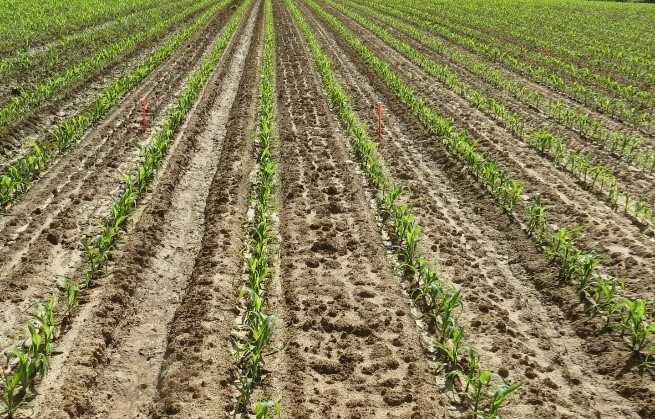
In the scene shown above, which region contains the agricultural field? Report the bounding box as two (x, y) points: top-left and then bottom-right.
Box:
(0, 0), (654, 417)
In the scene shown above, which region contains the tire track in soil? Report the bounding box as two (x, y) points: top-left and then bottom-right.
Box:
(315, 1), (655, 302)
(0, 0), (217, 167)
(88, 4), (262, 417)
(151, 2), (262, 417)
(15, 2), (261, 418)
(0, 2), (240, 355)
(301, 1), (655, 416)
(257, 2), (446, 417)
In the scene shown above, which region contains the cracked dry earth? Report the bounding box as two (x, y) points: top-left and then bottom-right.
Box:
(1, 0), (654, 418)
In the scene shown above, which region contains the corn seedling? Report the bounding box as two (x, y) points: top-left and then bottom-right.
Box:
(618, 299), (655, 352)
(0, 370), (21, 416)
(254, 399), (281, 419)
(486, 382), (522, 418)
(289, 0), (520, 414)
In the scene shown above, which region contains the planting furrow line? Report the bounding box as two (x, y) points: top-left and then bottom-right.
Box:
(299, 5), (643, 413)
(347, 0), (655, 176)
(288, 0), (523, 416)
(0, 0), (214, 134)
(0, 2), (252, 415)
(304, 0), (655, 371)
(0, 0), (190, 86)
(324, 0), (655, 229)
(384, 1), (655, 133)
(0, 0), (231, 211)
(0, 0), (239, 347)
(255, 1), (445, 416)
(232, 1), (281, 415)
(312, 0), (655, 308)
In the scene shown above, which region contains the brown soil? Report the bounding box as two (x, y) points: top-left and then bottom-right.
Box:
(0, 0), (652, 418)
(0, 0), (231, 168)
(0, 0), (239, 377)
(253, 2), (448, 417)
(303, 0), (655, 417)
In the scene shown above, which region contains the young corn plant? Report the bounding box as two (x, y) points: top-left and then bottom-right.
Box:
(58, 277), (80, 315)
(289, 0), (520, 414)
(618, 299), (655, 353)
(234, 0), (279, 413)
(486, 382), (522, 418)
(254, 399), (281, 419)
(0, 369), (22, 416)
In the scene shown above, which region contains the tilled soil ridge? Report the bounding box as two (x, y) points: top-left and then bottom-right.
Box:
(257, 2), (446, 417)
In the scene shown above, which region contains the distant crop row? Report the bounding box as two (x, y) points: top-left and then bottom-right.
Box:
(0, 0), (216, 133)
(0, 0), (165, 56)
(420, 0), (655, 88)
(0, 0), (224, 211)
(384, 0), (655, 132)
(307, 0), (654, 370)
(0, 0), (199, 82)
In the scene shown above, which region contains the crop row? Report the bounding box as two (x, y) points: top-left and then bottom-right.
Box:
(0, 0), (216, 133)
(347, 0), (655, 175)
(289, 0), (521, 415)
(234, 1), (281, 417)
(327, 0), (655, 228)
(0, 0), (200, 90)
(0, 0), (165, 57)
(0, 2), (250, 414)
(381, 0), (655, 132)
(0, 0), (228, 211)
(422, 0), (655, 88)
(409, 0), (655, 105)
(306, 0), (654, 369)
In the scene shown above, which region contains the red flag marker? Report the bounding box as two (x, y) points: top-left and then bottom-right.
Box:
(140, 96), (149, 131)
(375, 102), (383, 140)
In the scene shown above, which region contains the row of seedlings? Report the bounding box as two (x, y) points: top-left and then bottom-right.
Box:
(0, 2), (253, 415)
(345, 0), (655, 174)
(0, 0), (231, 210)
(326, 0), (655, 227)
(0, 0), (200, 80)
(287, 0), (521, 417)
(416, 0), (655, 108)
(0, 0), (218, 132)
(383, 0), (654, 132)
(234, 0), (281, 417)
(306, 0), (655, 369)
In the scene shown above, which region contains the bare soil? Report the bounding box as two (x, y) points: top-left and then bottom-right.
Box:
(0, 0), (652, 418)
